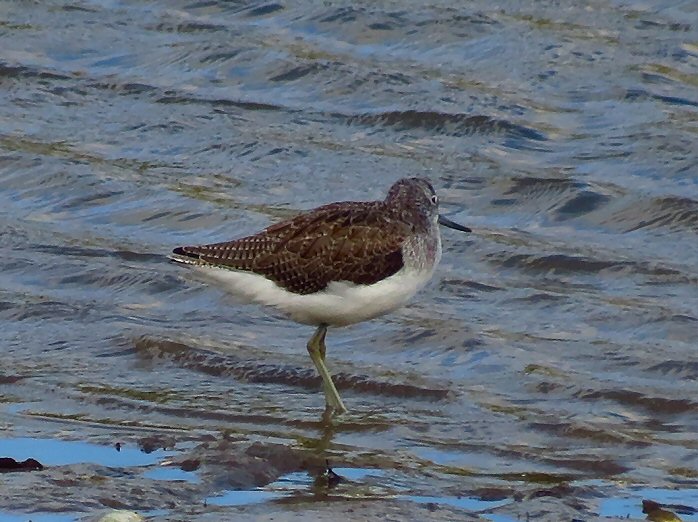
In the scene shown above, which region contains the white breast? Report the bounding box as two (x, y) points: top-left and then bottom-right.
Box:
(189, 263), (436, 327)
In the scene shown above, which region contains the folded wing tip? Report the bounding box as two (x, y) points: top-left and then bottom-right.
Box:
(170, 246), (201, 265)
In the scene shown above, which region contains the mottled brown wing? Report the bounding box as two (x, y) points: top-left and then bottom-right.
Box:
(173, 201), (409, 294)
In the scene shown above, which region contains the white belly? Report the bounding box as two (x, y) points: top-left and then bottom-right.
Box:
(191, 265), (435, 327)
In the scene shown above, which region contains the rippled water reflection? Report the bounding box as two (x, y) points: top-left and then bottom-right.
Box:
(1, 0), (697, 520)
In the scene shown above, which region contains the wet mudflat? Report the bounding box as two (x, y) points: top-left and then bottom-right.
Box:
(1, 0), (698, 520)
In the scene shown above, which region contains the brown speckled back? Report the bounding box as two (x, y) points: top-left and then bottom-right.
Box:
(173, 178), (440, 295)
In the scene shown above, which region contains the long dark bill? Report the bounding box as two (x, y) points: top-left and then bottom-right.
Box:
(438, 215), (472, 233)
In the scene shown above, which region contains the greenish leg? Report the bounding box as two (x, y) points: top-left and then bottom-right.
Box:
(307, 325), (347, 415)
(319, 333), (326, 361)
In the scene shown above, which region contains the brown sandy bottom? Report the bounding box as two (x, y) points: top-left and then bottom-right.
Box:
(0, 435), (496, 521)
(1, 433), (690, 521)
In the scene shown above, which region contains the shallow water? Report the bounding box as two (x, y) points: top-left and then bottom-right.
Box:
(1, 0), (697, 520)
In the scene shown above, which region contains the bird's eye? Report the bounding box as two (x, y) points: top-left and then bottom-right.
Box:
(430, 195), (438, 205)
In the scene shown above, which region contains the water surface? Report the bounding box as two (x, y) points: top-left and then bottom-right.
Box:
(1, 0), (697, 520)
